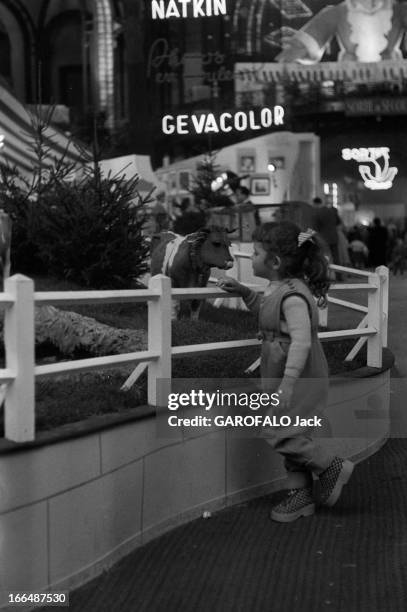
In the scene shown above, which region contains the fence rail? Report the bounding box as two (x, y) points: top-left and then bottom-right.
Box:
(228, 250), (388, 358)
(0, 263), (389, 443)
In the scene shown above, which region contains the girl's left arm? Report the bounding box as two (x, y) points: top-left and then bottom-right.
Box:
(281, 295), (312, 382)
(276, 296), (312, 409)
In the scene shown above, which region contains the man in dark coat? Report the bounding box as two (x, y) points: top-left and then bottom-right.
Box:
(311, 197), (341, 264)
(367, 217), (388, 266)
(173, 199), (207, 235)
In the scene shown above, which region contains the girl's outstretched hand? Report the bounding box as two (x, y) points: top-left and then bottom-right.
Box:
(217, 277), (250, 298)
(276, 376), (296, 411)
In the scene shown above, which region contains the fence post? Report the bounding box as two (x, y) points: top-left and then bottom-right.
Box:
(4, 274), (35, 442)
(148, 274), (172, 407)
(376, 265), (389, 348)
(235, 248), (242, 285)
(367, 269), (383, 368)
(235, 248), (243, 310)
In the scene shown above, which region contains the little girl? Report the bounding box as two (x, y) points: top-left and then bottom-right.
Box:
(219, 221), (354, 523)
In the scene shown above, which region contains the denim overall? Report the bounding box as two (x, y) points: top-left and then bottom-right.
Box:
(255, 278), (333, 487)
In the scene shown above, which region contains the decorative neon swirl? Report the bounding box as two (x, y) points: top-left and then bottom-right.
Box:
(342, 147), (398, 190)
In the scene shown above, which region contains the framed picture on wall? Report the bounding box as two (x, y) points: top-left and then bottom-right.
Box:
(179, 171), (191, 192)
(169, 172), (177, 193)
(238, 151), (256, 174)
(237, 149), (256, 174)
(250, 176), (270, 195)
(268, 156), (285, 171)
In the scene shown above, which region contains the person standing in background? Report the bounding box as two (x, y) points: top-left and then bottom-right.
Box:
(311, 197), (341, 265)
(367, 217), (388, 267)
(173, 198), (207, 235)
(349, 231), (369, 269)
(151, 191), (170, 233)
(389, 237), (406, 275)
(337, 222), (351, 268)
(234, 186), (260, 241)
(386, 222), (398, 263)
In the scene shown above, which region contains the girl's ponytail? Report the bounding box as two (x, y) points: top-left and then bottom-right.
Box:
(298, 236), (330, 307)
(253, 221), (331, 306)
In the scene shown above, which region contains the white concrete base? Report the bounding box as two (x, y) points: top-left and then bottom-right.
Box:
(0, 369), (390, 608)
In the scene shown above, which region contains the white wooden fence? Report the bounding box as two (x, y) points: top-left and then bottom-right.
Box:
(230, 250), (389, 362)
(0, 264), (388, 443)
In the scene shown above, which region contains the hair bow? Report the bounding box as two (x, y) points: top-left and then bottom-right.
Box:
(298, 228), (316, 248)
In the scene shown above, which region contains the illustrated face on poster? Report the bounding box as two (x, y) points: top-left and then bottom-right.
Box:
(276, 0), (404, 63)
(234, 0), (407, 64)
(238, 154), (256, 173)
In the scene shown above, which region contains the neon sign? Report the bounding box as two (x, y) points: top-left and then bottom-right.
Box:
(341, 147), (398, 190)
(162, 106), (285, 135)
(147, 38), (234, 85)
(151, 0), (228, 19)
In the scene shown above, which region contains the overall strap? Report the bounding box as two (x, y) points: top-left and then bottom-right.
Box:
(273, 279), (318, 333)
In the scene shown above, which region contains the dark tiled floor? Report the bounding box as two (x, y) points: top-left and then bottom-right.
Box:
(53, 438), (407, 612)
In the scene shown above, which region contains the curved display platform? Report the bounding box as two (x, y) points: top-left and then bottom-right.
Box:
(0, 355), (392, 607)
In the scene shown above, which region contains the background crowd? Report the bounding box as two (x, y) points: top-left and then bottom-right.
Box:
(146, 185), (260, 241)
(311, 196), (407, 274)
(146, 189), (407, 276)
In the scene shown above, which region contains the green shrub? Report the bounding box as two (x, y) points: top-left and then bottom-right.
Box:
(189, 151), (235, 208)
(0, 167), (151, 288)
(35, 174), (149, 288)
(0, 167), (47, 275)
(0, 108), (150, 288)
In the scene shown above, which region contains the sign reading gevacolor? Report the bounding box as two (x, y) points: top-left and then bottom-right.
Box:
(151, 0), (228, 19)
(162, 106), (285, 135)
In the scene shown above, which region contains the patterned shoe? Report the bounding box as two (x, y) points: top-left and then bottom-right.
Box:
(270, 488), (315, 523)
(319, 457), (354, 507)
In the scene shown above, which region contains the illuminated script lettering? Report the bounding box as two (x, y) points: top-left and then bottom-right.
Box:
(342, 147), (398, 191)
(147, 38), (234, 84)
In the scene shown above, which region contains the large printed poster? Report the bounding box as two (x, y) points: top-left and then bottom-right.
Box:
(234, 0), (407, 89)
(234, 0), (407, 63)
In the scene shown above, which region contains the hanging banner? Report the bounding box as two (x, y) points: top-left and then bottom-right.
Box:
(344, 98), (407, 115)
